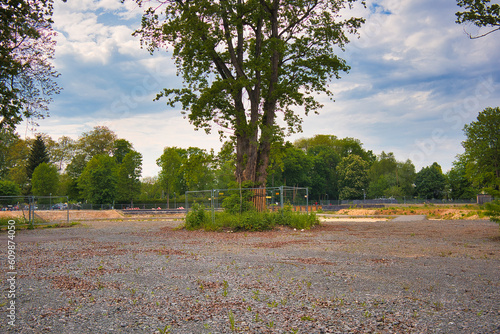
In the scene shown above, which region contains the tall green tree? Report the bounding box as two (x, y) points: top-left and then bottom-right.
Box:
(368, 152), (416, 199)
(78, 155), (118, 204)
(113, 139), (133, 164)
(181, 147), (215, 191)
(0, 0), (60, 132)
(456, 0), (500, 38)
(65, 126), (119, 183)
(447, 155), (477, 199)
(279, 145), (312, 188)
(77, 126), (117, 161)
(157, 147), (187, 206)
(138, 176), (163, 201)
(49, 136), (76, 171)
(462, 107), (500, 195)
(135, 0), (364, 187)
(415, 162), (447, 199)
(26, 135), (49, 180)
(308, 145), (340, 202)
(31, 162), (59, 197)
(337, 155), (369, 200)
(116, 150), (143, 204)
(333, 137), (375, 163)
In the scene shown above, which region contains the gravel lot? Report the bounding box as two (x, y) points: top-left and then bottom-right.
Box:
(1, 217), (499, 333)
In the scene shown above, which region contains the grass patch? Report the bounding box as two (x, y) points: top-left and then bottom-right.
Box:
(185, 204), (319, 232)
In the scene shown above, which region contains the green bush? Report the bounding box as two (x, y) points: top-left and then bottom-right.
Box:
(184, 204), (319, 232)
(221, 191), (255, 214)
(185, 203), (211, 230)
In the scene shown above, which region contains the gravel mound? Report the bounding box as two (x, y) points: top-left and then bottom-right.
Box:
(1, 219), (499, 333)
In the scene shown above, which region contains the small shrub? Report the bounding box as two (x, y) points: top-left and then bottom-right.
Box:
(222, 191), (255, 215)
(484, 200), (500, 225)
(185, 203), (211, 230)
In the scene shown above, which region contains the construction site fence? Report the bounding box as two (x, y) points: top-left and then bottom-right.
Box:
(185, 186), (310, 214)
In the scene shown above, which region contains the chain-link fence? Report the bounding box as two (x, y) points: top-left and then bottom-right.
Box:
(185, 186), (310, 214)
(0, 196), (70, 228)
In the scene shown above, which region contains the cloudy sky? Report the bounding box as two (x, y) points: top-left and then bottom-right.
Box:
(21, 0), (500, 178)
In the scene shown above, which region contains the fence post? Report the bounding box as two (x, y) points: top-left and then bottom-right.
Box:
(306, 188), (309, 213)
(280, 186), (284, 210)
(30, 196), (35, 228)
(66, 196), (69, 224)
(211, 189), (215, 223)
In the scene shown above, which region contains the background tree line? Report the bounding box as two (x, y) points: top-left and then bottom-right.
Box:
(0, 126), (142, 205)
(1, 106), (498, 205)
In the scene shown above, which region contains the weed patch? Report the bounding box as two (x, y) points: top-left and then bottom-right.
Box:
(185, 204), (319, 232)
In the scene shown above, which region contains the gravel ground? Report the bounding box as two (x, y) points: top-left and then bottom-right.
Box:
(1, 217), (499, 333)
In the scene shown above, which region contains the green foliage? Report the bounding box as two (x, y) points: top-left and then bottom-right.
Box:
(484, 200), (500, 224)
(31, 162), (59, 197)
(462, 107), (500, 195)
(113, 139), (133, 164)
(185, 204), (319, 232)
(0, 180), (20, 196)
(368, 152), (416, 199)
(221, 191), (255, 215)
(415, 162), (447, 199)
(78, 155), (118, 204)
(26, 135), (50, 180)
(135, 0), (365, 185)
(116, 150), (142, 203)
(456, 0), (500, 38)
(77, 126), (117, 161)
(0, 0), (60, 132)
(185, 203), (211, 230)
(447, 155), (478, 199)
(337, 155), (370, 200)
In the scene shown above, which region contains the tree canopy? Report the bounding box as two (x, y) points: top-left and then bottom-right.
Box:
(456, 0), (500, 38)
(0, 0), (60, 132)
(31, 162), (59, 197)
(135, 0), (364, 186)
(462, 107), (500, 195)
(26, 134), (50, 180)
(415, 162), (447, 199)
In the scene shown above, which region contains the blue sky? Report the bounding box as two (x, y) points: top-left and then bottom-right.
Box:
(21, 0), (500, 178)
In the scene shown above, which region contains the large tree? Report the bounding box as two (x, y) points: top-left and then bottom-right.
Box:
(336, 154), (369, 200)
(0, 0), (60, 131)
(135, 0), (364, 186)
(78, 155), (118, 205)
(26, 135), (50, 180)
(116, 150), (143, 204)
(415, 162), (447, 200)
(456, 0), (500, 38)
(31, 162), (59, 197)
(462, 107), (500, 195)
(157, 147), (187, 206)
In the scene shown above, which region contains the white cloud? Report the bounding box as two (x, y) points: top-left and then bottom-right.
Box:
(53, 0), (143, 64)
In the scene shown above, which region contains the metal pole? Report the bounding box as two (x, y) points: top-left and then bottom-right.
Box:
(306, 188), (309, 213)
(211, 189), (215, 223)
(280, 186), (284, 210)
(66, 196), (69, 224)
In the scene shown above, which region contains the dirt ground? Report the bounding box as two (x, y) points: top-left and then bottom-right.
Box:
(1, 215), (499, 333)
